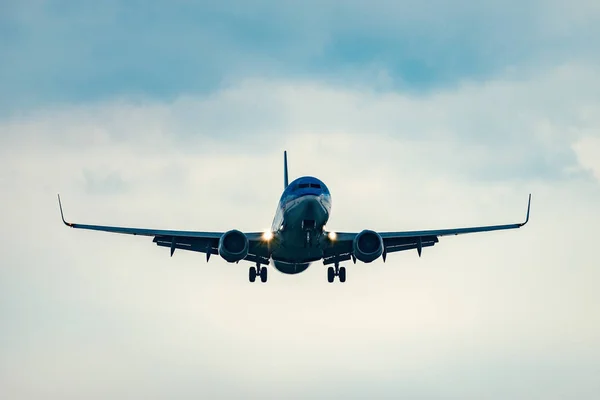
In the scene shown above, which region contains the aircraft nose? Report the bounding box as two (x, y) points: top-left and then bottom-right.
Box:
(303, 194), (329, 216)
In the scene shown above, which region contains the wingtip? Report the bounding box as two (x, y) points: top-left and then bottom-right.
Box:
(522, 193), (532, 226)
(57, 194), (73, 227)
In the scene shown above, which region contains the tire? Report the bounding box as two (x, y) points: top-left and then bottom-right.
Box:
(327, 266), (335, 283)
(260, 266), (268, 283)
(339, 266), (346, 283)
(249, 267), (257, 282)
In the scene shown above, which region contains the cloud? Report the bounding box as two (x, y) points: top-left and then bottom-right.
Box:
(3, 63), (598, 186)
(2, 0), (599, 113)
(1, 61), (600, 398)
(573, 136), (600, 182)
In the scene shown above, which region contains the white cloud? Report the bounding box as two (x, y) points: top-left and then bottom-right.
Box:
(1, 63), (600, 399)
(573, 135), (600, 182)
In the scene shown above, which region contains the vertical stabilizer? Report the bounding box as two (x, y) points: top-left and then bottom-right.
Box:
(284, 151), (289, 189)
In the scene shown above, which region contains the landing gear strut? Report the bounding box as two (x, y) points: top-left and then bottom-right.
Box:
(327, 262), (346, 283)
(305, 231), (311, 247)
(249, 263), (268, 283)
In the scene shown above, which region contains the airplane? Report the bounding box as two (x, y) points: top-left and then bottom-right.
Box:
(58, 151), (531, 283)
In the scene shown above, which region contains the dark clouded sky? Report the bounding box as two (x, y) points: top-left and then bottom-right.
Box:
(1, 1), (600, 399)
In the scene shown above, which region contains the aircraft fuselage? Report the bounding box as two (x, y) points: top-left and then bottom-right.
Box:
(270, 176), (331, 274)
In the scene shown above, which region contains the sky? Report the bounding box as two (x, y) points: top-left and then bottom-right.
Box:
(1, 1), (600, 399)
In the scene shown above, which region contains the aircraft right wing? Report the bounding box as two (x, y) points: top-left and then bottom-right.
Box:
(58, 195), (270, 264)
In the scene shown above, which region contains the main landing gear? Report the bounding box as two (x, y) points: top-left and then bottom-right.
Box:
(327, 263), (346, 283)
(249, 263), (268, 283)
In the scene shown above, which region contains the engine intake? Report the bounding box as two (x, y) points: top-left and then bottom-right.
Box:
(218, 230), (249, 263)
(353, 230), (383, 263)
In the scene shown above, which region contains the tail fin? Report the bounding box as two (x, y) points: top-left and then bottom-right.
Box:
(284, 151), (289, 189)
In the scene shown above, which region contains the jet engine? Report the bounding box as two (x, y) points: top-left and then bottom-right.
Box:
(353, 230), (384, 263)
(218, 230), (249, 263)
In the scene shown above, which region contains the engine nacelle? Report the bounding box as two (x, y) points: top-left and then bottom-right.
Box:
(218, 230), (249, 263)
(353, 230), (384, 263)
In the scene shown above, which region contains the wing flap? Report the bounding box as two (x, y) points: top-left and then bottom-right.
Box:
(153, 236), (218, 254)
(384, 235), (438, 254)
(244, 254), (271, 265)
(153, 235), (270, 264)
(323, 253), (353, 266)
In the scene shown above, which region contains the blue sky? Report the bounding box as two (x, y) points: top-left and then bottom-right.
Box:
(2, 1), (600, 399)
(2, 0), (598, 113)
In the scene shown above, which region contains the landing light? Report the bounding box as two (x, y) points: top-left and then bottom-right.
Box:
(263, 231), (273, 241)
(328, 231), (337, 241)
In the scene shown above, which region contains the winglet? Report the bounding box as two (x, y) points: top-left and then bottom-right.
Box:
(284, 150), (289, 189)
(520, 194), (532, 226)
(57, 194), (73, 227)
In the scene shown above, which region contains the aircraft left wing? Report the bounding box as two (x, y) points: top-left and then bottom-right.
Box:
(58, 195), (270, 264)
(322, 194), (531, 265)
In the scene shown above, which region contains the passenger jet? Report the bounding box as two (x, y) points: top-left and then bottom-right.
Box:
(58, 151), (531, 283)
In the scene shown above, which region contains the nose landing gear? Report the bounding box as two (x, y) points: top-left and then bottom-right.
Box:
(302, 220), (316, 248)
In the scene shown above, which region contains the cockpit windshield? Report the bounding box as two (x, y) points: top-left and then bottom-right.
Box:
(296, 183), (321, 190)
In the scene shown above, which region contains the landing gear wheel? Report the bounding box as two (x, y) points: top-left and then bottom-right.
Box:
(339, 266), (347, 283)
(260, 266), (268, 283)
(327, 266), (335, 283)
(249, 267), (257, 282)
